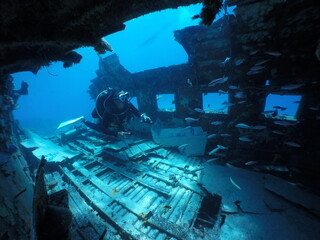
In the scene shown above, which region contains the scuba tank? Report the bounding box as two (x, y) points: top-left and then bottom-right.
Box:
(95, 88), (116, 119)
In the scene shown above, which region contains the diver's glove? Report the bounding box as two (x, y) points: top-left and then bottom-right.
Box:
(140, 113), (152, 124)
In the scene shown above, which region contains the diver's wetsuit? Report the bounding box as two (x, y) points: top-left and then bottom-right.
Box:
(84, 89), (140, 136)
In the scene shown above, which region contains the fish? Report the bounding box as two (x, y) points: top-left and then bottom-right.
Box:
(156, 95), (163, 100)
(191, 14), (200, 20)
(221, 57), (231, 65)
(280, 83), (304, 90)
(234, 91), (246, 99)
(309, 107), (320, 111)
(57, 116), (84, 129)
(228, 85), (239, 90)
(262, 110), (276, 114)
(222, 101), (234, 107)
(185, 117), (199, 123)
(265, 51), (282, 56)
(207, 134), (218, 139)
(226, 163), (236, 169)
(235, 123), (251, 129)
(239, 137), (253, 142)
(293, 101), (301, 104)
(218, 89), (228, 95)
(245, 161), (257, 166)
(217, 145), (228, 150)
(194, 108), (205, 113)
(249, 50), (259, 55)
(273, 120), (296, 127)
(209, 147), (219, 155)
(234, 58), (245, 66)
(284, 141), (301, 147)
(250, 65), (265, 71)
(220, 134), (231, 137)
(178, 144), (189, 150)
(206, 158), (219, 163)
(246, 70), (262, 75)
(272, 130), (284, 135)
(273, 106), (287, 111)
(251, 125), (267, 130)
(211, 121), (224, 125)
(208, 77), (228, 87)
(255, 59), (270, 66)
(230, 177), (241, 190)
(237, 100), (247, 104)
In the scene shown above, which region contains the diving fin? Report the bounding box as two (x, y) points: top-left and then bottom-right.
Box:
(57, 116), (84, 129)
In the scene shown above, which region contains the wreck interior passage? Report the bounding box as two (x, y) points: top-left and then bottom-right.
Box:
(1, 0), (320, 240)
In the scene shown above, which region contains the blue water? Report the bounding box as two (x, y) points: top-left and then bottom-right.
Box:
(12, 4), (205, 135)
(11, 3), (298, 135)
(157, 94), (176, 111)
(264, 94), (301, 119)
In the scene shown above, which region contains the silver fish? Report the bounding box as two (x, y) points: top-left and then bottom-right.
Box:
(220, 134), (231, 137)
(211, 121), (224, 125)
(178, 144), (189, 150)
(239, 137), (253, 142)
(238, 100), (247, 104)
(234, 91), (246, 99)
(208, 77), (228, 87)
(249, 50), (259, 55)
(273, 120), (296, 127)
(218, 89), (228, 95)
(280, 83), (304, 90)
(228, 85), (239, 90)
(230, 177), (241, 190)
(209, 147), (220, 155)
(272, 130), (284, 135)
(217, 145), (228, 150)
(245, 161), (257, 166)
(309, 107), (320, 111)
(206, 158), (219, 163)
(235, 123), (251, 129)
(187, 78), (193, 87)
(185, 117), (199, 122)
(194, 108), (205, 113)
(221, 57), (231, 65)
(234, 58), (245, 66)
(207, 134), (218, 139)
(265, 51), (282, 56)
(250, 65), (265, 71)
(255, 59), (270, 66)
(222, 101), (235, 107)
(284, 141), (301, 147)
(246, 70), (262, 75)
(252, 125), (267, 130)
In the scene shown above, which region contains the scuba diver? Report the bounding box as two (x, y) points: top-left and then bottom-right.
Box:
(83, 88), (152, 137)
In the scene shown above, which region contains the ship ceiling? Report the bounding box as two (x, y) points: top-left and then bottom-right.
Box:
(0, 0), (225, 75)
